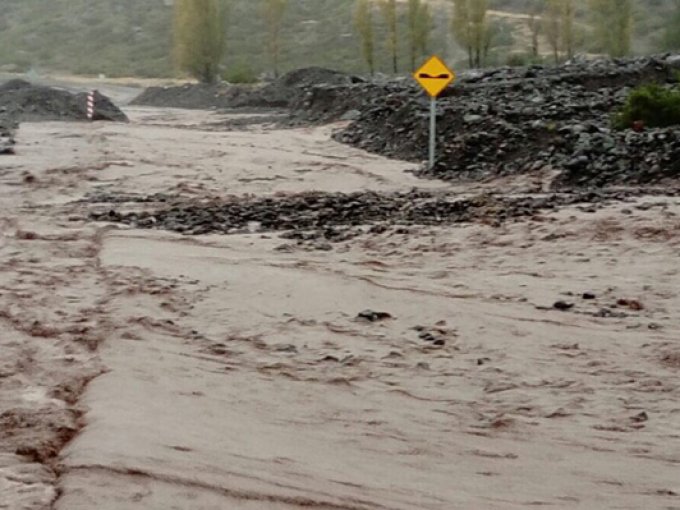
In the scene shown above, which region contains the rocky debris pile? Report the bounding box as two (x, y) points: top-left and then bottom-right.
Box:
(442, 54), (678, 92)
(289, 82), (395, 124)
(130, 82), (244, 110)
(0, 80), (128, 123)
(88, 188), (677, 239)
(246, 67), (365, 110)
(275, 67), (364, 89)
(131, 67), (364, 110)
(333, 54), (680, 189)
(77, 191), (178, 204)
(553, 127), (680, 187)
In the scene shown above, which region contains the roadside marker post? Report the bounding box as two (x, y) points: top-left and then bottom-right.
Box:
(413, 56), (455, 170)
(86, 91), (96, 121)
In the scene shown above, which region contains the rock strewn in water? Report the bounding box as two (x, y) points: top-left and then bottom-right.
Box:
(89, 188), (679, 238)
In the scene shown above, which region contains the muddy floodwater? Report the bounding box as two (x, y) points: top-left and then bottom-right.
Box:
(1, 106), (679, 509)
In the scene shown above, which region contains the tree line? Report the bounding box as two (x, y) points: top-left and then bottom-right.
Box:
(174, 0), (677, 83)
(353, 0), (638, 73)
(174, 0), (289, 83)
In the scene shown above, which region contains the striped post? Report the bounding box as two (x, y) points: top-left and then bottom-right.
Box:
(86, 91), (95, 121)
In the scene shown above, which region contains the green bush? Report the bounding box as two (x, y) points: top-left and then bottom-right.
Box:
(613, 83), (680, 129)
(505, 52), (543, 67)
(506, 53), (530, 67)
(222, 62), (258, 84)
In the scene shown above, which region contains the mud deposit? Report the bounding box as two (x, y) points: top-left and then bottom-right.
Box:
(1, 106), (679, 510)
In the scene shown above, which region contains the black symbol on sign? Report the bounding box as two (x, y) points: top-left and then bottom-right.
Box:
(418, 73), (450, 79)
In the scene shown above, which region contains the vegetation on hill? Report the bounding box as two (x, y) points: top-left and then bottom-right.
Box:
(0, 0), (173, 77)
(0, 0), (677, 80)
(662, 4), (680, 50)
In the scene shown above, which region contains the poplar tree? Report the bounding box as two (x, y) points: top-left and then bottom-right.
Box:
(451, 0), (490, 68)
(173, 0), (225, 83)
(452, 0), (473, 67)
(408, 0), (432, 71)
(471, 0), (492, 67)
(415, 2), (432, 65)
(590, 0), (632, 57)
(354, 0), (375, 75)
(262, 0), (288, 77)
(380, 0), (399, 73)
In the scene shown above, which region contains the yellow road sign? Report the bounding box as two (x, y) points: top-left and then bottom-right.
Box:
(413, 56), (455, 97)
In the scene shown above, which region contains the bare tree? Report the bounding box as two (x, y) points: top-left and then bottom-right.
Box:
(561, 0), (575, 60)
(451, 0), (473, 67)
(380, 0), (399, 73)
(544, 0), (562, 64)
(451, 0), (491, 68)
(262, 0), (288, 77)
(527, 1), (542, 59)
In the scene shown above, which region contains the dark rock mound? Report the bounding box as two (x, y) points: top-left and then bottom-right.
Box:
(0, 79), (127, 123)
(440, 54), (678, 95)
(333, 54), (680, 189)
(131, 67), (365, 110)
(246, 67), (366, 112)
(130, 82), (236, 110)
(289, 82), (389, 124)
(274, 67), (365, 89)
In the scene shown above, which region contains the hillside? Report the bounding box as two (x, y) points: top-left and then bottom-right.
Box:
(0, 0), (677, 79)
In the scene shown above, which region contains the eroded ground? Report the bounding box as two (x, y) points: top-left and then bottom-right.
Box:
(1, 108), (679, 510)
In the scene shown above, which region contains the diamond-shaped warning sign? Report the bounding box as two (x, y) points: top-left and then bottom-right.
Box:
(413, 56), (455, 97)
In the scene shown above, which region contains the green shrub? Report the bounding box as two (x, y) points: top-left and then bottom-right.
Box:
(613, 83), (680, 130)
(506, 53), (530, 67)
(505, 52), (543, 67)
(223, 62), (258, 84)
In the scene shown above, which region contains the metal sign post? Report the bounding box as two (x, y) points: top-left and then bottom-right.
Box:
(429, 96), (436, 170)
(413, 56), (456, 171)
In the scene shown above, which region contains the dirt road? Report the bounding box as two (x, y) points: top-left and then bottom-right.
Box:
(1, 108), (679, 509)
